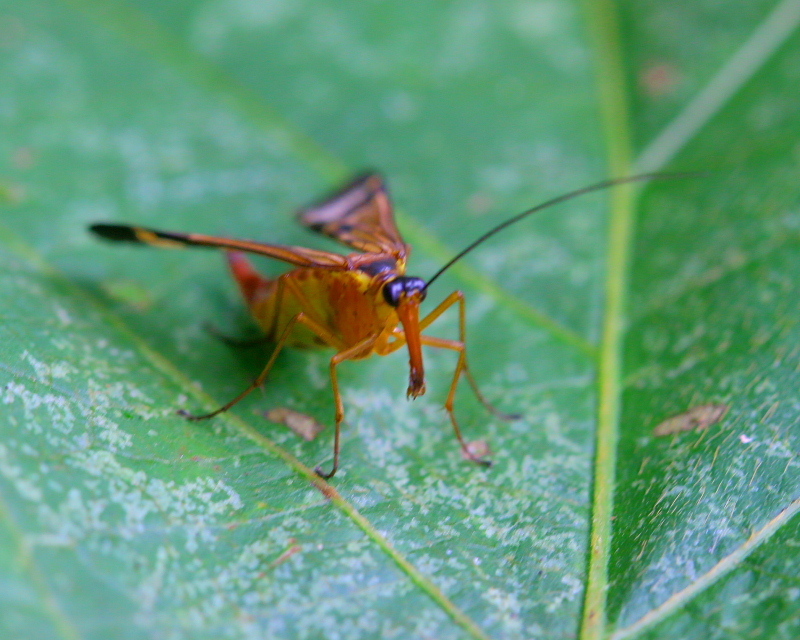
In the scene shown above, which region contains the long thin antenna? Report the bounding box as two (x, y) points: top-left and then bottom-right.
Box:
(424, 172), (695, 289)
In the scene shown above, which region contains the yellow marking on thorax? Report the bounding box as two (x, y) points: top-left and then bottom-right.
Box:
(325, 271), (397, 351)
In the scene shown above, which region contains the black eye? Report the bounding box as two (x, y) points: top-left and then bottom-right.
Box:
(383, 279), (405, 307)
(383, 277), (428, 307)
(407, 277), (427, 301)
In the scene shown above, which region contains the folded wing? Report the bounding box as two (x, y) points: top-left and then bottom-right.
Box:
(298, 173), (410, 259)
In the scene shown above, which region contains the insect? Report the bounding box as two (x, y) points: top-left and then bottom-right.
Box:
(91, 172), (667, 478)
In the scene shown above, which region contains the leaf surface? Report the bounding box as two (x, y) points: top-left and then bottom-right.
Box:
(0, 1), (798, 639)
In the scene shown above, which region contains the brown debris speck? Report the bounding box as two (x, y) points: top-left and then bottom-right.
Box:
(654, 403), (729, 436)
(267, 407), (325, 441)
(461, 440), (492, 461)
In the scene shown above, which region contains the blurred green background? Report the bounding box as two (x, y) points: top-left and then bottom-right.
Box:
(1, 0), (799, 638)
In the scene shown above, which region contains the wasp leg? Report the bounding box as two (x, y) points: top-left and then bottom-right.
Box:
(383, 290), (519, 466)
(182, 270), (376, 480)
(393, 290), (520, 421)
(196, 251), (275, 347)
(416, 335), (491, 466)
(179, 309), (308, 421)
(314, 333), (381, 479)
(383, 331), (494, 466)
(259, 276), (368, 480)
(181, 272), (302, 419)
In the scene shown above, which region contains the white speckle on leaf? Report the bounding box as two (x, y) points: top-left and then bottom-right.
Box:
(54, 305), (72, 326)
(303, 355), (327, 390)
(23, 350), (77, 381)
(545, 573), (582, 613)
(135, 545), (175, 623)
(0, 443), (43, 502)
(509, 0), (585, 69)
(191, 0), (298, 54)
(484, 587), (523, 633)
(511, 0), (568, 37)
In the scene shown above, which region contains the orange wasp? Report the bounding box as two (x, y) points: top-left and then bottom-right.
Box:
(91, 172), (664, 478)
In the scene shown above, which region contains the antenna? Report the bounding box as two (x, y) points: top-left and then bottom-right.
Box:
(424, 172), (696, 289)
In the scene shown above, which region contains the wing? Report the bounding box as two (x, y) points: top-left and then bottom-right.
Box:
(89, 224), (349, 269)
(298, 173), (410, 258)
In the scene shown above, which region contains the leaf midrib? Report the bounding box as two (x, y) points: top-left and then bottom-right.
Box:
(577, 0), (635, 638)
(579, 0), (800, 638)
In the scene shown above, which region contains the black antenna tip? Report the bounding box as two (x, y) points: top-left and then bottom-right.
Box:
(89, 223), (140, 242)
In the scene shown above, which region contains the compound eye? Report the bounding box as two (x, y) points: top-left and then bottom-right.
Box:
(409, 277), (427, 301)
(383, 279), (405, 307)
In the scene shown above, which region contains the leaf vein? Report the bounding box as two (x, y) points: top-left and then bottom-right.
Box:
(0, 491), (83, 640)
(635, 0), (800, 173)
(612, 498), (800, 639)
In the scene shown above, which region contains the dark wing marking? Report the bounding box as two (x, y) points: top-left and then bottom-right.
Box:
(89, 224), (349, 269)
(298, 173), (410, 258)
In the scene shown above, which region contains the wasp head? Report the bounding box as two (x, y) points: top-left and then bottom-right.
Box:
(382, 276), (428, 398)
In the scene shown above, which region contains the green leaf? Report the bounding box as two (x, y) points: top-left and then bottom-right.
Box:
(1, 1), (798, 639)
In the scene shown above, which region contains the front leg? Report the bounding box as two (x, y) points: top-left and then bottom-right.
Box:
(384, 290), (519, 466)
(389, 291), (519, 420)
(315, 333), (381, 479)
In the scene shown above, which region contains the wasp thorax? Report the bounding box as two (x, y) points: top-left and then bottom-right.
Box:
(382, 276), (427, 307)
